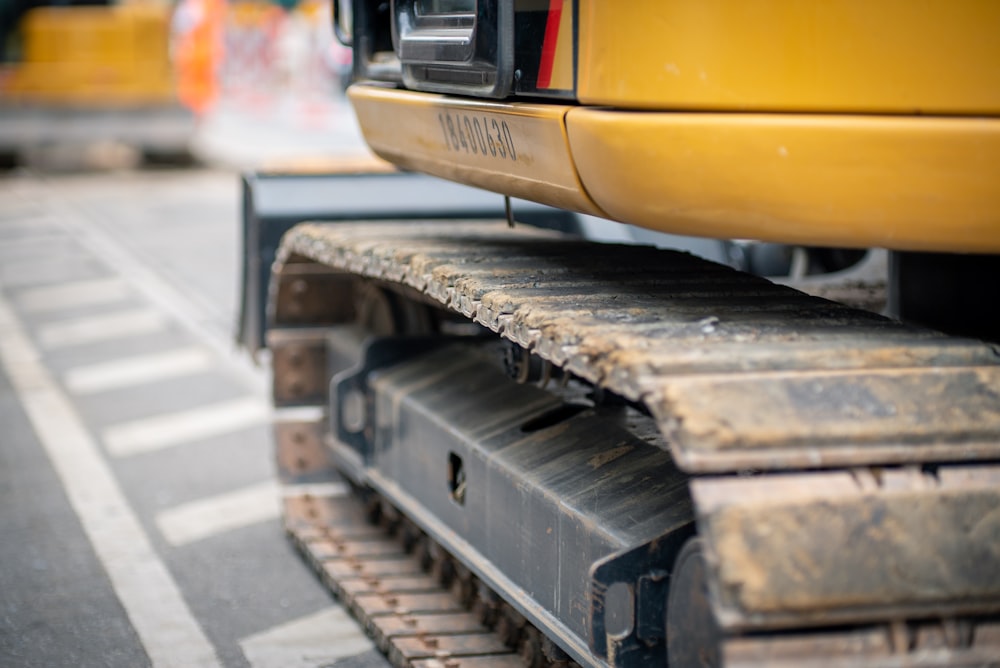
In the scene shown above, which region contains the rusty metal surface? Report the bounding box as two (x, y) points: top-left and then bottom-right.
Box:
(372, 613), (488, 638)
(274, 222), (1000, 475)
(271, 262), (356, 328)
(724, 620), (1000, 668)
(268, 328), (331, 406)
(269, 221), (1000, 666)
(661, 365), (1000, 472)
(413, 656), (526, 668)
(323, 557), (427, 581)
(693, 466), (1000, 630)
(390, 633), (510, 661)
(273, 417), (331, 482)
(281, 492), (535, 668)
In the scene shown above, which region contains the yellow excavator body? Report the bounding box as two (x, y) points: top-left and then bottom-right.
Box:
(350, 0), (1000, 253)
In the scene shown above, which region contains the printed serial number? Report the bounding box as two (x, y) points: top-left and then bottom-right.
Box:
(438, 111), (518, 162)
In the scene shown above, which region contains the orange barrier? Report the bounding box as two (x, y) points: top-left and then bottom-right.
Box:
(171, 0), (226, 115)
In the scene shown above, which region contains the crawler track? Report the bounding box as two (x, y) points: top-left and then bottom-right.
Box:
(284, 490), (577, 668)
(269, 221), (1000, 667)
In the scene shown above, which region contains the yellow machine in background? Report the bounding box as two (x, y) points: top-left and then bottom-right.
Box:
(0, 1), (196, 164)
(3, 3), (175, 105)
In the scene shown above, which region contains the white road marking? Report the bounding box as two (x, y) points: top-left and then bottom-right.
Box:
(65, 346), (215, 395)
(0, 292), (221, 668)
(0, 257), (103, 288)
(0, 210), (50, 226)
(38, 308), (166, 349)
(281, 482), (349, 499)
(0, 236), (71, 263)
(240, 607), (374, 668)
(273, 405), (326, 423)
(103, 396), (271, 457)
(17, 277), (131, 313)
(14, 178), (266, 394)
(156, 480), (281, 547)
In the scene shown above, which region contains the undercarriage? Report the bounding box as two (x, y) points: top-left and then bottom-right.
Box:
(261, 219), (1000, 667)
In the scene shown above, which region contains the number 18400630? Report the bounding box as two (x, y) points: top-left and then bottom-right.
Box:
(438, 111), (518, 162)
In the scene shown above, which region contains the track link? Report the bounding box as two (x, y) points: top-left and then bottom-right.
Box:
(284, 489), (575, 668)
(268, 221), (1000, 667)
(274, 221), (1000, 473)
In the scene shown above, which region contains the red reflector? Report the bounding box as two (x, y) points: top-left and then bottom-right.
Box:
(536, 0), (563, 89)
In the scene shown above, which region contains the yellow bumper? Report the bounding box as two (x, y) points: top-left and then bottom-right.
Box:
(349, 86), (604, 216)
(350, 85), (1000, 253)
(568, 111), (1000, 253)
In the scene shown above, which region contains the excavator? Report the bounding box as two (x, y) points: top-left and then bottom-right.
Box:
(0, 0), (196, 164)
(238, 2), (1000, 666)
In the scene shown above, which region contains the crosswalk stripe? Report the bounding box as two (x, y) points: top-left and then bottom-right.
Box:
(64, 347), (215, 395)
(0, 237), (70, 262)
(281, 482), (349, 499)
(38, 308), (165, 349)
(156, 480), (280, 547)
(21, 178), (266, 394)
(0, 290), (222, 667)
(17, 277), (131, 312)
(239, 607), (374, 668)
(103, 397), (271, 457)
(0, 212), (49, 226)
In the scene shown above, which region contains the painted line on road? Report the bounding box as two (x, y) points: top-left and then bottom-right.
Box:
(0, 257), (104, 289)
(65, 346), (215, 395)
(281, 482), (349, 499)
(0, 236), (74, 263)
(0, 209), (50, 226)
(103, 396), (271, 457)
(273, 405), (326, 424)
(13, 178), (267, 394)
(239, 607), (374, 668)
(39, 308), (166, 349)
(156, 480), (280, 547)
(18, 277), (132, 313)
(0, 291), (221, 668)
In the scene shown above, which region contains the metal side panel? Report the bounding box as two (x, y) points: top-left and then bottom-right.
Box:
(353, 344), (693, 667)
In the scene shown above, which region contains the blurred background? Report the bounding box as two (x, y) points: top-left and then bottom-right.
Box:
(0, 0), (368, 170)
(0, 4), (390, 666)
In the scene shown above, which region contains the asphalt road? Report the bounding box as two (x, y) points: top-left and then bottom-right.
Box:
(0, 166), (391, 668)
